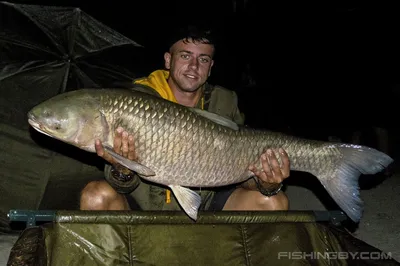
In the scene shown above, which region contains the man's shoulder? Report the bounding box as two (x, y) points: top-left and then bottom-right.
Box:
(204, 83), (244, 125)
(205, 83), (239, 108)
(206, 83), (238, 97)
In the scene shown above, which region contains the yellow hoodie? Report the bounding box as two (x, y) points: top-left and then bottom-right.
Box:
(133, 69), (193, 204)
(134, 69), (178, 103)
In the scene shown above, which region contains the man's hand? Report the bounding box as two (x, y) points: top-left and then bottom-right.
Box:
(95, 126), (137, 165)
(248, 148), (290, 190)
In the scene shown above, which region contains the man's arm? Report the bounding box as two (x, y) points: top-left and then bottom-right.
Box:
(96, 126), (141, 194)
(103, 163), (140, 194)
(230, 91), (290, 194)
(241, 148), (290, 193)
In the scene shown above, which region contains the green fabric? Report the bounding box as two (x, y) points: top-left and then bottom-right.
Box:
(205, 83), (245, 125)
(105, 83), (245, 212)
(0, 122), (105, 231)
(7, 211), (399, 266)
(0, 123), (52, 212)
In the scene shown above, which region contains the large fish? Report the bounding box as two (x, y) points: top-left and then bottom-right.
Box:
(27, 88), (393, 222)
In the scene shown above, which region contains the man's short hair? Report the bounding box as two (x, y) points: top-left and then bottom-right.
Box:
(166, 24), (217, 52)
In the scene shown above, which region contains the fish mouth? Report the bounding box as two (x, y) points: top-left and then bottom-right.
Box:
(27, 115), (53, 138)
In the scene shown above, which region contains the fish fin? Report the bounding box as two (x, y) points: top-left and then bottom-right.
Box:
(190, 108), (239, 131)
(103, 146), (155, 176)
(315, 144), (393, 223)
(240, 170), (256, 180)
(169, 185), (202, 221)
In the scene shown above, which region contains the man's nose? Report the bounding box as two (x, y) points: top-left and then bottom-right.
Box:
(189, 58), (199, 69)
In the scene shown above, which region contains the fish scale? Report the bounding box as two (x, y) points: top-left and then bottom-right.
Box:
(122, 101), (239, 186)
(28, 88), (394, 222)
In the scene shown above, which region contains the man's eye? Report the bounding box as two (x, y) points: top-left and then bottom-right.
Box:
(200, 58), (209, 63)
(181, 54), (190, 59)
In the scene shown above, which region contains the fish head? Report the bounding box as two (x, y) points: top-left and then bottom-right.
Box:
(27, 90), (108, 152)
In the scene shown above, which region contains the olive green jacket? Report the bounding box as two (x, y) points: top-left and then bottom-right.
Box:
(105, 82), (245, 211)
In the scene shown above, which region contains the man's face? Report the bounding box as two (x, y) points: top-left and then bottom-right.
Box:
(164, 38), (214, 93)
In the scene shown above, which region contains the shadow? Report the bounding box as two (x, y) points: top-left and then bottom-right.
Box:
(285, 171), (341, 211)
(28, 127), (104, 171)
(283, 171), (395, 232)
(358, 172), (392, 190)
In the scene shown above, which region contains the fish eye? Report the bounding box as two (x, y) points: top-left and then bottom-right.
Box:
(43, 109), (52, 117)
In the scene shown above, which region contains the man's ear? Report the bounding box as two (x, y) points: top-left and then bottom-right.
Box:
(164, 52), (171, 69)
(208, 60), (214, 76)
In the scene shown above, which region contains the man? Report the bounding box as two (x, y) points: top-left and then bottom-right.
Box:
(79, 25), (290, 213)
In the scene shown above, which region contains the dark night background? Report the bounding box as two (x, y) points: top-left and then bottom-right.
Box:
(3, 1), (400, 155)
(1, 3), (400, 260)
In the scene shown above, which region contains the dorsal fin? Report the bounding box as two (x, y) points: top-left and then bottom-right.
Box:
(189, 108), (239, 130)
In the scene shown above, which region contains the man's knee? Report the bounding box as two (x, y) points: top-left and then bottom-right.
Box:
(223, 188), (289, 211)
(80, 180), (129, 210)
(257, 191), (289, 211)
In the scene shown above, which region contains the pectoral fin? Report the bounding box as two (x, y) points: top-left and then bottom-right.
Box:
(169, 185), (202, 221)
(104, 146), (155, 176)
(240, 170), (256, 180)
(190, 108), (239, 131)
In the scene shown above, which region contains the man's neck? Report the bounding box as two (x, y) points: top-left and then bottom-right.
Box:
(171, 86), (203, 108)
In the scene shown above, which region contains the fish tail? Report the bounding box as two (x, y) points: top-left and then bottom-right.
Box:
(315, 144), (393, 223)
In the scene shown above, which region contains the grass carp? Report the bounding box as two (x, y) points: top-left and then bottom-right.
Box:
(27, 88), (393, 222)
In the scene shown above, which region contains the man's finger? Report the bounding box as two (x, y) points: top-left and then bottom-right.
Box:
(95, 139), (115, 164)
(268, 149), (281, 172)
(261, 152), (272, 176)
(252, 168), (266, 180)
(95, 139), (104, 156)
(128, 135), (136, 160)
(113, 127), (124, 154)
(121, 131), (129, 157)
(279, 148), (290, 177)
(268, 149), (283, 182)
